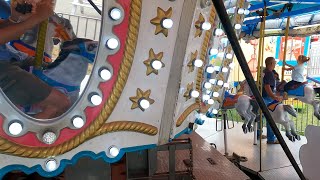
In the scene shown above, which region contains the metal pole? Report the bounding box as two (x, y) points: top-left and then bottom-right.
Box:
(223, 110), (228, 156)
(211, 1), (306, 179)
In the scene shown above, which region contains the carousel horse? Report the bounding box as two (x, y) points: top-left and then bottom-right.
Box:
(10, 13), (76, 63)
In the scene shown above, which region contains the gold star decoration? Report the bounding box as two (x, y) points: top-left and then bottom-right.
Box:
(183, 82), (194, 101)
(143, 48), (165, 76)
(187, 50), (198, 73)
(129, 88), (155, 111)
(194, 13), (205, 37)
(150, 7), (173, 37)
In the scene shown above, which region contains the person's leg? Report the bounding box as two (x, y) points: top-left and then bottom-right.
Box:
(266, 121), (276, 142)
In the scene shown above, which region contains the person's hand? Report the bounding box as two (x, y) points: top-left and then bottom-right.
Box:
(10, 1), (35, 22)
(32, 0), (54, 22)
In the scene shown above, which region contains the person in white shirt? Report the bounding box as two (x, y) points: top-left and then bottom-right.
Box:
(283, 55), (310, 99)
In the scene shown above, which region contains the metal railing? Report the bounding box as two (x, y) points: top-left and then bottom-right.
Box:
(57, 12), (101, 41)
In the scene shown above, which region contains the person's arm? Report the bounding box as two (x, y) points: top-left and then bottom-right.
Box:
(284, 62), (295, 71)
(264, 84), (282, 102)
(0, 0), (53, 45)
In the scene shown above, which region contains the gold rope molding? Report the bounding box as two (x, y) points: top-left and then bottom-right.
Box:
(94, 121), (158, 136)
(0, 0), (142, 158)
(176, 103), (200, 127)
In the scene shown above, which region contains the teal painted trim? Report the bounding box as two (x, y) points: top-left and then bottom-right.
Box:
(0, 144), (156, 179)
(304, 36), (311, 56)
(275, 36), (281, 60)
(174, 127), (192, 139)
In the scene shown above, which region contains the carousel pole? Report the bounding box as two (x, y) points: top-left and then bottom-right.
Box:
(211, 1), (306, 179)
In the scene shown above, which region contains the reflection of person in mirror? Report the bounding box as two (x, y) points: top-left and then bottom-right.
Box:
(0, 0), (70, 119)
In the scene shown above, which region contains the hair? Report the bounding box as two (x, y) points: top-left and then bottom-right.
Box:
(298, 55), (310, 63)
(265, 57), (275, 66)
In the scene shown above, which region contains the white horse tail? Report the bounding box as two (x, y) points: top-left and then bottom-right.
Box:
(283, 105), (297, 117)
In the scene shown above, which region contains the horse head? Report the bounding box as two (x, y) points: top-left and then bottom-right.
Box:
(49, 14), (77, 44)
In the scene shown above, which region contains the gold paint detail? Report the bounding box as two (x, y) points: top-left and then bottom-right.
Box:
(130, 88), (155, 111)
(194, 13), (205, 37)
(95, 121), (158, 136)
(150, 7), (173, 37)
(143, 48), (165, 76)
(0, 0), (143, 158)
(176, 103), (200, 127)
(187, 50), (198, 73)
(183, 82), (194, 101)
(196, 7), (216, 104)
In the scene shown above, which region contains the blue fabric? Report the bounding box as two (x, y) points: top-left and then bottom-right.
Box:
(257, 96), (276, 142)
(287, 84), (305, 96)
(0, 44), (28, 61)
(262, 70), (275, 97)
(0, 0), (10, 19)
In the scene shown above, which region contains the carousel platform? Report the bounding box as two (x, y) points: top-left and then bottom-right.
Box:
(196, 119), (307, 180)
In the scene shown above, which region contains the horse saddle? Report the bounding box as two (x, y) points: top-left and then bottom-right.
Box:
(267, 100), (281, 112)
(288, 84), (306, 97)
(222, 92), (242, 108)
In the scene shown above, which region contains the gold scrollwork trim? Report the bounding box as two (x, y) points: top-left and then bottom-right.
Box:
(176, 103), (200, 127)
(94, 121), (158, 136)
(0, 0), (142, 158)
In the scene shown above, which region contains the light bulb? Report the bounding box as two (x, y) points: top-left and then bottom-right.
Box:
(72, 117), (85, 129)
(139, 99), (150, 110)
(204, 82), (212, 89)
(218, 80), (224, 86)
(109, 146), (120, 157)
(244, 9), (250, 15)
(209, 79), (216, 84)
(215, 28), (223, 36)
(109, 8), (122, 21)
(100, 68), (112, 81)
(194, 59), (203, 67)
(229, 62), (235, 69)
(213, 92), (219, 97)
(224, 83), (229, 88)
(90, 94), (102, 106)
(106, 38), (119, 50)
(203, 94), (210, 101)
(209, 48), (219, 56)
(218, 52), (225, 58)
(8, 122), (23, 136)
(202, 22), (212, 30)
(238, 8), (244, 14)
(222, 67), (229, 73)
(151, 60), (163, 70)
(191, 90), (200, 98)
(226, 53), (233, 59)
(42, 132), (57, 145)
(214, 66), (221, 71)
(162, 18), (173, 29)
(208, 99), (214, 105)
(235, 24), (242, 30)
(206, 66), (215, 73)
(212, 109), (218, 114)
(45, 159), (57, 172)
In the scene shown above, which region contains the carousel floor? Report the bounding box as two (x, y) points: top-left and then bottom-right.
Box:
(196, 119), (307, 180)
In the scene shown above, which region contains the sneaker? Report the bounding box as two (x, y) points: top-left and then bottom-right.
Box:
(267, 140), (280, 144)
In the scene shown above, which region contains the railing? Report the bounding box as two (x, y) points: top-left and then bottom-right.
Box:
(56, 13), (101, 41)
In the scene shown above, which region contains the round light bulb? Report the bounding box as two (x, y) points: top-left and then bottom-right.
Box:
(201, 22), (212, 30)
(215, 28), (223, 36)
(100, 68), (112, 81)
(226, 53), (233, 59)
(244, 9), (250, 15)
(106, 38), (119, 50)
(204, 82), (212, 89)
(224, 83), (230, 88)
(213, 92), (220, 97)
(203, 94), (210, 101)
(229, 62), (235, 69)
(222, 67), (229, 73)
(162, 18), (173, 29)
(214, 66), (221, 71)
(194, 59), (203, 67)
(72, 117), (85, 129)
(212, 109), (218, 114)
(151, 60), (163, 70)
(190, 90), (200, 98)
(42, 132), (57, 145)
(139, 99), (150, 110)
(206, 66), (215, 73)
(109, 8), (122, 21)
(8, 122), (23, 136)
(209, 48), (219, 56)
(45, 159), (57, 172)
(208, 99), (214, 105)
(235, 24), (242, 30)
(218, 52), (225, 58)
(220, 38), (228, 44)
(109, 146), (120, 157)
(238, 8), (244, 14)
(209, 79), (216, 84)
(218, 80), (224, 86)
(90, 94), (102, 106)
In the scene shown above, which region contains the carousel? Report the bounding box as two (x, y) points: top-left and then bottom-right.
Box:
(0, 0), (320, 179)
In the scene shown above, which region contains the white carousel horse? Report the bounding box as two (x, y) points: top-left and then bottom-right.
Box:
(10, 13), (76, 63)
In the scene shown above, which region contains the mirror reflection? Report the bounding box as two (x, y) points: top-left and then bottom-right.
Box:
(0, 0), (101, 119)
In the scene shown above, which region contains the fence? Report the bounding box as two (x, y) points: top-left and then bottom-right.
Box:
(57, 13), (101, 41)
